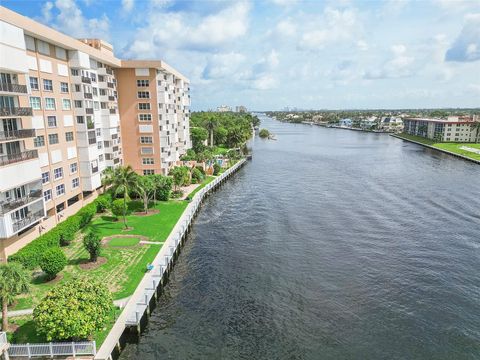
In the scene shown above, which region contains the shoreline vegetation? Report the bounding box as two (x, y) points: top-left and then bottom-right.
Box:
(2, 111), (260, 348)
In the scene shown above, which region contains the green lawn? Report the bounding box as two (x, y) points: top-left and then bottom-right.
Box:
(395, 133), (480, 161)
(87, 200), (188, 242)
(186, 176), (216, 200)
(107, 237), (141, 247)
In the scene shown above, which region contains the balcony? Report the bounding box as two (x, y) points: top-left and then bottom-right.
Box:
(85, 108), (94, 114)
(0, 189), (42, 215)
(84, 92), (93, 99)
(12, 208), (44, 233)
(0, 150), (38, 166)
(0, 129), (35, 141)
(0, 107), (33, 117)
(0, 82), (28, 94)
(107, 82), (114, 89)
(81, 76), (91, 84)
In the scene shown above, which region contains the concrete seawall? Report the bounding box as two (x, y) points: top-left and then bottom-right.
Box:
(95, 159), (248, 360)
(390, 134), (480, 165)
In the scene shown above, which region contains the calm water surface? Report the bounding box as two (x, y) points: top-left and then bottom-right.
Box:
(121, 116), (480, 359)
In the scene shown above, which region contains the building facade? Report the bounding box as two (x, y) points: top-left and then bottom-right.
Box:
(116, 61), (190, 175)
(0, 6), (190, 262)
(403, 117), (479, 143)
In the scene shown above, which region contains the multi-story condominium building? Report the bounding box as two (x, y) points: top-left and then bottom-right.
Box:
(0, 6), (190, 263)
(403, 117), (479, 143)
(116, 61), (191, 175)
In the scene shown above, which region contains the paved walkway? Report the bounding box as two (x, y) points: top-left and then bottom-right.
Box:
(6, 297), (132, 318)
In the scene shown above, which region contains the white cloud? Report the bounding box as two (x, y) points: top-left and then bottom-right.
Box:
(364, 44), (416, 79)
(122, 0), (134, 12)
(40, 0), (110, 40)
(298, 7), (361, 50)
(275, 19), (296, 37)
(125, 1), (250, 57)
(202, 52), (246, 79)
(269, 0), (299, 7)
(445, 13), (480, 62)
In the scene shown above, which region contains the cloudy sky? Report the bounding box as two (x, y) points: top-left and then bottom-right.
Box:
(4, 0), (480, 110)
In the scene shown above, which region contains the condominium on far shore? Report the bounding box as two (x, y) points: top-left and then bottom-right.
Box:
(0, 6), (190, 263)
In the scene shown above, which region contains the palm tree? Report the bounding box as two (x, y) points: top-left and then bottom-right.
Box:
(101, 167), (115, 192)
(205, 117), (217, 147)
(0, 262), (30, 331)
(108, 166), (139, 229)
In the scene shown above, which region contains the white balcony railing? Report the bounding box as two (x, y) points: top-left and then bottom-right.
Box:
(8, 341), (96, 358)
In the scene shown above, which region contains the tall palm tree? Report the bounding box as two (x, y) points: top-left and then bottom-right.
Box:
(0, 262), (30, 331)
(108, 166), (139, 228)
(205, 117), (217, 147)
(101, 166), (115, 192)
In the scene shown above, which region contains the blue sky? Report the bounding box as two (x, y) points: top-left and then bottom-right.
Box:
(3, 0), (480, 110)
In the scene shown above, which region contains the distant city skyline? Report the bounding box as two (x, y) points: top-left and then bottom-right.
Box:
(3, 0), (480, 110)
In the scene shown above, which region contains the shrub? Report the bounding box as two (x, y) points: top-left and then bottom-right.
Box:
(111, 199), (127, 219)
(259, 128), (270, 138)
(155, 175), (173, 201)
(40, 248), (67, 280)
(77, 203), (96, 228)
(83, 233), (101, 262)
(33, 278), (112, 341)
(213, 163), (221, 175)
(94, 195), (111, 213)
(191, 167), (204, 184)
(170, 190), (184, 199)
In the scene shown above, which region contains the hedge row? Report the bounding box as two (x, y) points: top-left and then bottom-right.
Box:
(9, 195), (109, 269)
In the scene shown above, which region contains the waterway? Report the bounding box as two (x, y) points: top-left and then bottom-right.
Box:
(120, 115), (480, 359)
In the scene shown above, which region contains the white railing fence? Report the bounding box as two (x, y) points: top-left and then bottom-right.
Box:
(0, 332), (7, 349)
(8, 341), (96, 358)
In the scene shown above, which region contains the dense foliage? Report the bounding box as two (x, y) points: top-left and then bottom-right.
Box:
(40, 248), (67, 280)
(8, 198), (101, 269)
(213, 163), (221, 175)
(188, 112), (259, 157)
(259, 129), (270, 138)
(83, 232), (101, 262)
(0, 262), (30, 331)
(191, 167), (204, 184)
(111, 199), (126, 219)
(33, 278), (112, 341)
(169, 166), (191, 190)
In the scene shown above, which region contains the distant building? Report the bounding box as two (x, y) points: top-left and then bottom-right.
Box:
(380, 116), (403, 132)
(339, 118), (353, 127)
(360, 116), (378, 129)
(403, 116), (479, 142)
(236, 105), (247, 113)
(217, 105), (231, 112)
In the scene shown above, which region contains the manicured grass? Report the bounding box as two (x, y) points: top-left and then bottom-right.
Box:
(186, 176), (216, 200)
(87, 201), (188, 243)
(395, 133), (480, 161)
(107, 237), (140, 247)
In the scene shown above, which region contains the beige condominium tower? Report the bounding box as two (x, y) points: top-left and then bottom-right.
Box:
(116, 61), (191, 175)
(0, 6), (190, 262)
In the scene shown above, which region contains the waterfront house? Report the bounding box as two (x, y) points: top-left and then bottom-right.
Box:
(339, 118), (352, 127)
(380, 116), (403, 132)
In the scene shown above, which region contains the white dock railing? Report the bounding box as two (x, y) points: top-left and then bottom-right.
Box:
(8, 341), (96, 358)
(96, 158), (246, 359)
(0, 332), (8, 352)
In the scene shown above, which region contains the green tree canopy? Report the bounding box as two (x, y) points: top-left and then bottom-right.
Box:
(0, 262), (30, 331)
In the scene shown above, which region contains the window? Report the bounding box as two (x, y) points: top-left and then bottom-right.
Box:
(48, 133), (59, 144)
(30, 97), (41, 110)
(140, 136), (153, 144)
(34, 135), (45, 147)
(54, 167), (63, 180)
(74, 100), (82, 108)
(65, 131), (74, 142)
(60, 82), (69, 93)
(62, 99), (71, 110)
(141, 147), (153, 154)
(43, 79), (53, 91)
(97, 142), (103, 150)
(44, 189), (52, 202)
(70, 162), (78, 173)
(99, 154), (104, 162)
(139, 114), (152, 121)
(41, 171), (50, 184)
(72, 178), (79, 189)
(75, 84), (81, 92)
(143, 170), (155, 175)
(138, 103), (151, 110)
(56, 184), (65, 196)
(137, 79), (149, 87)
(29, 77), (39, 90)
(137, 91), (150, 99)
(76, 116), (84, 124)
(142, 158), (154, 165)
(45, 98), (56, 110)
(25, 35), (35, 51)
(55, 46), (67, 60)
(47, 116), (57, 127)
(71, 69), (79, 76)
(37, 40), (50, 55)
